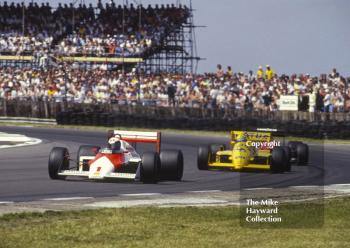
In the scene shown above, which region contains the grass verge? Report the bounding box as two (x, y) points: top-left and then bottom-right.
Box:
(0, 197), (349, 248)
(1, 121), (349, 144)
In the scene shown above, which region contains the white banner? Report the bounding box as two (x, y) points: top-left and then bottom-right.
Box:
(308, 93), (316, 112)
(279, 95), (298, 111)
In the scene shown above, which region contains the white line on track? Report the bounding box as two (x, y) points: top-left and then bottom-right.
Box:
(0, 201), (14, 205)
(187, 190), (222, 193)
(243, 187), (273, 191)
(325, 184), (350, 193)
(86, 198), (229, 208)
(42, 197), (94, 201)
(119, 193), (162, 197)
(290, 185), (321, 189)
(329, 184), (350, 187)
(0, 132), (42, 149)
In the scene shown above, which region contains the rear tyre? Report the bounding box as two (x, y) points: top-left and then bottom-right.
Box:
(159, 150), (184, 181)
(288, 141), (302, 149)
(288, 141), (302, 160)
(197, 146), (209, 170)
(296, 143), (309, 166)
(281, 146), (291, 172)
(77, 145), (100, 170)
(271, 147), (287, 173)
(48, 147), (69, 180)
(141, 152), (160, 184)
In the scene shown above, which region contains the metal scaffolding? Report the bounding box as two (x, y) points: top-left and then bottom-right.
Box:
(0, 1), (202, 74)
(139, 0), (201, 75)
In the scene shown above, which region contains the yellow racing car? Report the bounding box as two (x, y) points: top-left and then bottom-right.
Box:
(197, 128), (308, 173)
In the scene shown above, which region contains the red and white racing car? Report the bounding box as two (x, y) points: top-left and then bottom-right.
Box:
(48, 130), (184, 183)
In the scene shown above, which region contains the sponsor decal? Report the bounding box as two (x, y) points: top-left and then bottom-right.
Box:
(94, 167), (102, 176)
(232, 131), (271, 142)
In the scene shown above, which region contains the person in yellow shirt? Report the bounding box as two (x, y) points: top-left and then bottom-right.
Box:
(265, 65), (274, 80)
(47, 86), (56, 98)
(257, 65), (264, 79)
(227, 66), (233, 77)
(131, 76), (138, 84)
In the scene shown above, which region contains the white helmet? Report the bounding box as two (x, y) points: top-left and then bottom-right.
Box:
(108, 137), (120, 145)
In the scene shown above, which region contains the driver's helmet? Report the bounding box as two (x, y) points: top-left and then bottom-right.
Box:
(108, 137), (121, 151)
(236, 132), (248, 142)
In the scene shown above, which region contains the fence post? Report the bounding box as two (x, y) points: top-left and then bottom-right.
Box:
(49, 101), (54, 118)
(61, 101), (66, 113)
(31, 100), (35, 117)
(43, 100), (49, 118)
(171, 106), (176, 117)
(13, 99), (18, 116)
(3, 98), (7, 117)
(200, 104), (205, 119)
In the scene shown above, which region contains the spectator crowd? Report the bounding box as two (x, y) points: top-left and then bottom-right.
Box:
(1, 65), (349, 113)
(1, 2), (349, 113)
(0, 1), (190, 56)
(56, 34), (153, 57)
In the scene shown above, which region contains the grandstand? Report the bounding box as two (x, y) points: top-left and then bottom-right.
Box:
(1, 1), (349, 118)
(0, 1), (201, 74)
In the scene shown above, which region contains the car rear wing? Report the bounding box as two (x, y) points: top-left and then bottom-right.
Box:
(231, 130), (272, 143)
(230, 128), (285, 143)
(256, 128), (285, 137)
(108, 130), (161, 153)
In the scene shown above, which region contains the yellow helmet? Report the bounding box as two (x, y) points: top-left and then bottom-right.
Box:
(237, 133), (248, 142)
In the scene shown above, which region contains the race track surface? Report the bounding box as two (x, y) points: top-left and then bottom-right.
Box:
(0, 126), (349, 202)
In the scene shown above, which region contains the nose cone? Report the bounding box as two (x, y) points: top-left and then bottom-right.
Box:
(232, 143), (250, 168)
(89, 156), (115, 179)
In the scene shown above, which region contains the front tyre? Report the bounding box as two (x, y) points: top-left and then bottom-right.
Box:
(197, 146), (209, 170)
(159, 150), (184, 181)
(296, 143), (309, 165)
(141, 152), (160, 184)
(48, 147), (69, 180)
(281, 146), (291, 172)
(271, 147), (287, 173)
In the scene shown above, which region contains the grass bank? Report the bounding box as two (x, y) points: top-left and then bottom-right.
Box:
(0, 197), (349, 248)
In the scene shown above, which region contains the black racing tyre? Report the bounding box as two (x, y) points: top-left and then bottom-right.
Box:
(296, 143), (309, 166)
(288, 141), (302, 149)
(159, 150), (184, 181)
(288, 141), (303, 160)
(271, 147), (287, 173)
(209, 144), (226, 162)
(76, 145), (100, 169)
(48, 147), (69, 180)
(288, 141), (302, 155)
(197, 146), (209, 170)
(141, 152), (160, 184)
(281, 146), (291, 172)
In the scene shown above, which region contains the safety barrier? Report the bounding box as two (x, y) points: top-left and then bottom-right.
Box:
(1, 99), (350, 138)
(0, 116), (56, 125)
(55, 110), (350, 139)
